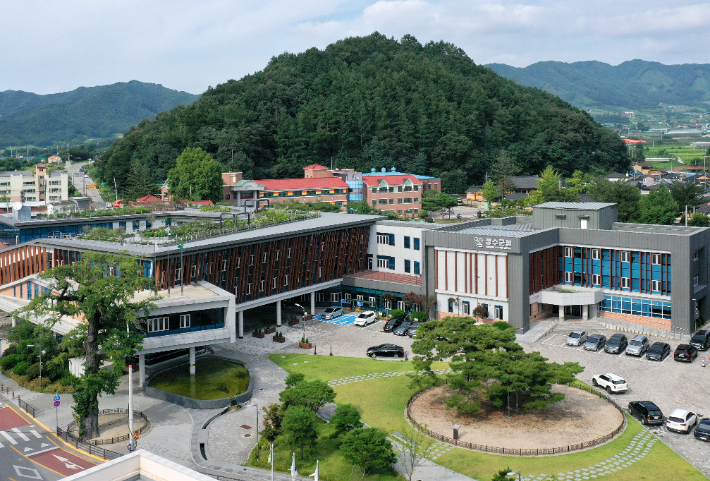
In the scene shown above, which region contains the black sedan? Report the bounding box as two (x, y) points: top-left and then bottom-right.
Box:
(367, 344), (404, 358)
(584, 334), (607, 351)
(694, 419), (710, 442)
(646, 342), (671, 361)
(674, 344), (698, 363)
(383, 315), (406, 333)
(604, 333), (628, 354)
(393, 321), (412, 336)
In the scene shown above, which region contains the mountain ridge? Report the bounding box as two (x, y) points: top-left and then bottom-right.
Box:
(0, 81), (200, 147)
(485, 59), (710, 110)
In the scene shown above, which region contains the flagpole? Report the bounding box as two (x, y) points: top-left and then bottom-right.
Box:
(271, 443), (274, 481)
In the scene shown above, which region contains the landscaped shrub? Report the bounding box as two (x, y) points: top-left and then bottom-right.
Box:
(13, 361), (31, 376)
(24, 363), (41, 381)
(492, 321), (511, 331)
(2, 343), (18, 357)
(410, 311), (427, 321)
(0, 353), (22, 370)
(389, 309), (405, 318)
(59, 376), (74, 387)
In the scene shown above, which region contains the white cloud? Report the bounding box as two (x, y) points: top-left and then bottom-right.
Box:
(0, 0), (707, 95)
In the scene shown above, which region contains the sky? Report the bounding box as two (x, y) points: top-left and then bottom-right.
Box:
(2, 0), (709, 96)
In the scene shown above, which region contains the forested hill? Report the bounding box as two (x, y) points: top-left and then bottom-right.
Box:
(486, 60), (710, 110)
(98, 33), (628, 196)
(0, 81), (200, 147)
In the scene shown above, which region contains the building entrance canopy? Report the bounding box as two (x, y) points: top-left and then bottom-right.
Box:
(537, 286), (606, 306)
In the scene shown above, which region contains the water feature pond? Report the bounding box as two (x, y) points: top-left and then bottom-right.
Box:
(148, 357), (250, 400)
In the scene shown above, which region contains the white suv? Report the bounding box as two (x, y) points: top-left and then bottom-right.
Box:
(591, 373), (628, 394)
(353, 311), (377, 326)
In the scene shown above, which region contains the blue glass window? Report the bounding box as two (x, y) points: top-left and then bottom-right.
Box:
(414, 261), (420, 275)
(414, 238), (420, 250)
(404, 236), (411, 249)
(404, 260), (411, 273)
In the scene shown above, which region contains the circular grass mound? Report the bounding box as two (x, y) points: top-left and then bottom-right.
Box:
(148, 357), (250, 400)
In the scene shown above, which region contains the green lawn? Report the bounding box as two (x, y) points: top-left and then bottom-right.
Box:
(644, 144), (708, 167)
(271, 354), (708, 481)
(149, 358), (249, 399)
(248, 413), (403, 481)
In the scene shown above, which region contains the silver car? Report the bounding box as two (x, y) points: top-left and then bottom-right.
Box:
(322, 307), (343, 320)
(566, 330), (588, 346)
(625, 335), (650, 356)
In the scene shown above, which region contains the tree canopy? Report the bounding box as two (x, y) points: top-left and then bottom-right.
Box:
(340, 428), (397, 475)
(96, 33), (629, 196)
(18, 252), (156, 439)
(166, 147), (224, 202)
(411, 317), (583, 415)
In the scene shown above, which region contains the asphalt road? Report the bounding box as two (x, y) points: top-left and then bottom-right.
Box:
(0, 394), (97, 481)
(65, 161), (105, 206)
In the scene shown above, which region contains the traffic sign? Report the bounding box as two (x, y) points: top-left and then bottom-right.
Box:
(54, 394), (61, 401)
(54, 400), (60, 407)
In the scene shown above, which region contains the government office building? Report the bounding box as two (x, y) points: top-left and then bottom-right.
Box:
(0, 202), (705, 383)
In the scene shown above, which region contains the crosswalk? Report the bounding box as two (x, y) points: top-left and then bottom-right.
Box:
(0, 428), (43, 448)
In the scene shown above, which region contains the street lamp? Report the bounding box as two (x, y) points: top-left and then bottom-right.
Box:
(246, 403), (259, 455)
(507, 471), (522, 481)
(294, 302), (307, 340)
(26, 345), (46, 390)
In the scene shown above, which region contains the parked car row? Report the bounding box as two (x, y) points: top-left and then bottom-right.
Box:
(566, 330), (705, 362)
(383, 314), (423, 337)
(627, 401), (709, 440)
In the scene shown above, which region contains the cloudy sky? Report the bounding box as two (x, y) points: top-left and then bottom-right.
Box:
(2, 0), (709, 95)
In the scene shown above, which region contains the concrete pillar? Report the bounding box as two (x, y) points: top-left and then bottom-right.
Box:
(276, 300), (282, 327)
(582, 304), (589, 321)
(11, 316), (16, 328)
(310, 292), (316, 315)
(559, 305), (565, 321)
(139, 354), (146, 388)
(189, 347), (196, 376)
(238, 311), (244, 339)
(590, 303), (598, 319)
(227, 298), (236, 343)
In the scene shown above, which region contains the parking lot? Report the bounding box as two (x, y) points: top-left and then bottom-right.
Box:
(524, 320), (710, 477)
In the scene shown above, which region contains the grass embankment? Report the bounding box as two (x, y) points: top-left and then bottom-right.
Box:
(271, 354), (708, 481)
(149, 358), (249, 400)
(645, 144), (707, 168)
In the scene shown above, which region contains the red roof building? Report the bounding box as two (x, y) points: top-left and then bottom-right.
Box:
(362, 175), (423, 217)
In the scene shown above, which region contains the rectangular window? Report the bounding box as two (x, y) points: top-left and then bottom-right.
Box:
(284, 274), (288, 286)
(357, 294), (364, 301)
(246, 283), (252, 295)
(369, 296), (376, 305)
(592, 274), (601, 285)
(398, 198), (403, 204)
(250, 255), (254, 265)
(652, 280), (661, 291)
(404, 260), (411, 273)
(494, 306), (504, 320)
(147, 317), (169, 332)
(565, 271), (574, 283)
(377, 234), (390, 245)
(414, 261), (420, 275)
(388, 198), (394, 204)
(652, 253), (661, 265)
(330, 293), (340, 302)
(462, 301), (470, 315)
(564, 247), (573, 258)
(371, 188), (377, 193)
(414, 238), (420, 250)
(694, 251), (699, 261)
(345, 293), (351, 300)
(397, 300), (405, 310)
(263, 253), (267, 263)
(694, 275), (699, 287)
(223, 259), (228, 271)
(592, 249), (600, 260)
(379, 199), (388, 205)
(276, 249), (280, 260)
(288, 247), (292, 258)
(179, 314), (190, 329)
(372, 200), (377, 206)
(621, 251), (630, 263)
(384, 299), (392, 310)
(260, 280), (265, 291)
(404, 197), (412, 204)
(621, 277), (630, 289)
(404, 236), (411, 249)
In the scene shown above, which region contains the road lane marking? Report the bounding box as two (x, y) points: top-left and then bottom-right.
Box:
(30, 430), (42, 439)
(1, 430), (18, 444)
(12, 428), (31, 441)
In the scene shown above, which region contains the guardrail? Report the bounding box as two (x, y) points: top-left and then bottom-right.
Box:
(1, 384), (40, 418)
(66, 408), (151, 445)
(405, 382), (627, 456)
(56, 427), (122, 460)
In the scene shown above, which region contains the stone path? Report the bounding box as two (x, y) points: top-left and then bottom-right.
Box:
(326, 368), (452, 386)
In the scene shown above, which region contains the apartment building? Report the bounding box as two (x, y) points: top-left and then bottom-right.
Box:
(0, 165), (69, 203)
(362, 174), (423, 217)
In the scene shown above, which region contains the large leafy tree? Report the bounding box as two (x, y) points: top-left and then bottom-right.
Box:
(591, 178), (641, 222)
(669, 181), (704, 210)
(167, 147), (223, 202)
(19, 252), (156, 439)
(638, 186), (679, 225)
(279, 379), (335, 413)
(422, 191), (457, 213)
(281, 405), (318, 459)
(411, 317), (582, 415)
(340, 428), (397, 475)
(526, 165), (579, 206)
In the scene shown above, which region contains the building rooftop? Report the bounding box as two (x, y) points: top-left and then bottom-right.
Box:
(534, 202), (616, 210)
(362, 175), (423, 187)
(253, 178), (348, 190)
(453, 223), (537, 237)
